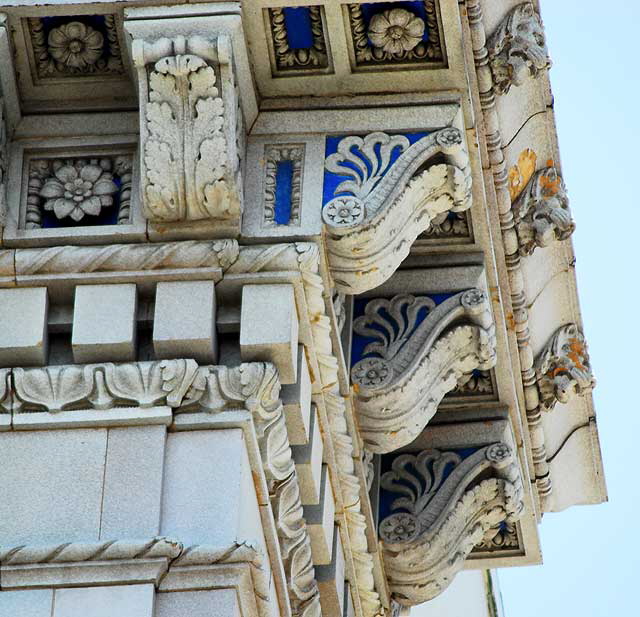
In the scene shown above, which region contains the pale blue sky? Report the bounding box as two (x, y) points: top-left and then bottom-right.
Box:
(499, 1), (638, 615)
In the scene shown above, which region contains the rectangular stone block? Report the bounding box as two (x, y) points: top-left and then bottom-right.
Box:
(291, 405), (323, 505)
(304, 464), (335, 565)
(0, 429), (106, 546)
(240, 284), (298, 384)
(281, 345), (312, 445)
(100, 425), (166, 539)
(160, 429), (265, 550)
(54, 584), (154, 617)
(316, 525), (345, 617)
(155, 590), (241, 617)
(72, 283), (137, 363)
(153, 280), (217, 363)
(0, 589), (53, 617)
(0, 287), (48, 366)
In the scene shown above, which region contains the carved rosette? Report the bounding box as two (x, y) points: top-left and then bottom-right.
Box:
(351, 289), (496, 452)
(380, 443), (524, 605)
(131, 35), (242, 225)
(322, 128), (472, 294)
(487, 3), (551, 95)
(512, 166), (575, 255)
(535, 324), (595, 412)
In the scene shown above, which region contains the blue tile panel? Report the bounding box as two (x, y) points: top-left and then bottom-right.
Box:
(283, 7), (315, 50)
(274, 160), (295, 225)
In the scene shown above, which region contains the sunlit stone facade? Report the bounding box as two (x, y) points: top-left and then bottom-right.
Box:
(0, 1), (605, 616)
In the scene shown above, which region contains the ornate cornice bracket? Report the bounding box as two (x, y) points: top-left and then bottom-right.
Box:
(512, 166), (575, 255)
(125, 16), (245, 229)
(379, 443), (524, 606)
(322, 127), (473, 294)
(351, 289), (497, 453)
(487, 3), (551, 95)
(535, 323), (595, 412)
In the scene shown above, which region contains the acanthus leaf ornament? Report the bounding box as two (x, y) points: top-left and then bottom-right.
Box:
(351, 290), (497, 452)
(487, 3), (551, 95)
(512, 165), (575, 255)
(132, 35), (242, 226)
(379, 444), (524, 606)
(322, 128), (472, 294)
(535, 324), (595, 412)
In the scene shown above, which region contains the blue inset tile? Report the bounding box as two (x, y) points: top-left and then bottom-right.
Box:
(283, 7), (315, 50)
(274, 160), (295, 225)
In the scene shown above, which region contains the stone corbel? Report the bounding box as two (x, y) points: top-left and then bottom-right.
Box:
(535, 323), (595, 412)
(487, 3), (552, 95)
(379, 442), (524, 606)
(351, 289), (497, 453)
(127, 23), (243, 230)
(322, 128), (472, 294)
(512, 166), (575, 255)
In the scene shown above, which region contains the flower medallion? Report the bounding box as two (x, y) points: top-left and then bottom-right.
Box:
(40, 160), (119, 222)
(48, 22), (104, 70)
(322, 196), (365, 228)
(367, 8), (425, 55)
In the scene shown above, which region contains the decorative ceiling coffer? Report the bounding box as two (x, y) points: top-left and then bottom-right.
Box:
(535, 323), (595, 412)
(487, 2), (551, 95)
(379, 443), (524, 605)
(322, 127), (472, 294)
(351, 289), (496, 452)
(128, 27), (243, 229)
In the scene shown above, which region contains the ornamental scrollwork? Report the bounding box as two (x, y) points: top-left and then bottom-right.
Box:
(351, 290), (496, 452)
(132, 35), (241, 224)
(535, 324), (595, 412)
(322, 128), (472, 294)
(487, 3), (551, 95)
(379, 443), (524, 605)
(512, 166), (575, 256)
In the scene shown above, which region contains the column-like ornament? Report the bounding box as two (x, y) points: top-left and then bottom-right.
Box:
(322, 128), (472, 294)
(351, 290), (496, 452)
(535, 323), (595, 412)
(512, 166), (575, 255)
(379, 443), (524, 606)
(487, 2), (551, 95)
(130, 33), (242, 229)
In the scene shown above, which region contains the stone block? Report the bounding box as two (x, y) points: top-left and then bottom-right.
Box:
(160, 429), (265, 550)
(153, 281), (218, 363)
(291, 406), (323, 505)
(72, 283), (137, 363)
(240, 284), (298, 384)
(281, 345), (312, 445)
(0, 287), (48, 367)
(303, 465), (335, 565)
(316, 525), (345, 617)
(0, 429), (106, 546)
(0, 589), (53, 617)
(155, 590), (241, 617)
(53, 584), (154, 617)
(100, 425), (166, 539)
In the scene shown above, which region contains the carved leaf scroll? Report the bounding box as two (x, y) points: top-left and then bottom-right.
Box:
(322, 128), (473, 294)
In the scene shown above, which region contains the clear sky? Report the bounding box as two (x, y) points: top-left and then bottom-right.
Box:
(499, 1), (638, 615)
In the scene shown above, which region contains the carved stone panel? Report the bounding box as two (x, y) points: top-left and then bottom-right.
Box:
(350, 290), (496, 452)
(322, 128), (472, 293)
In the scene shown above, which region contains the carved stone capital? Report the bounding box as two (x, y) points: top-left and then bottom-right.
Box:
(487, 3), (551, 95)
(323, 128), (472, 294)
(352, 289), (497, 452)
(128, 30), (242, 228)
(512, 166), (574, 255)
(535, 324), (595, 412)
(379, 443), (524, 605)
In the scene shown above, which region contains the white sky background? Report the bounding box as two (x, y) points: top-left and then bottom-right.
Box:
(500, 1), (637, 615)
(412, 1), (637, 615)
